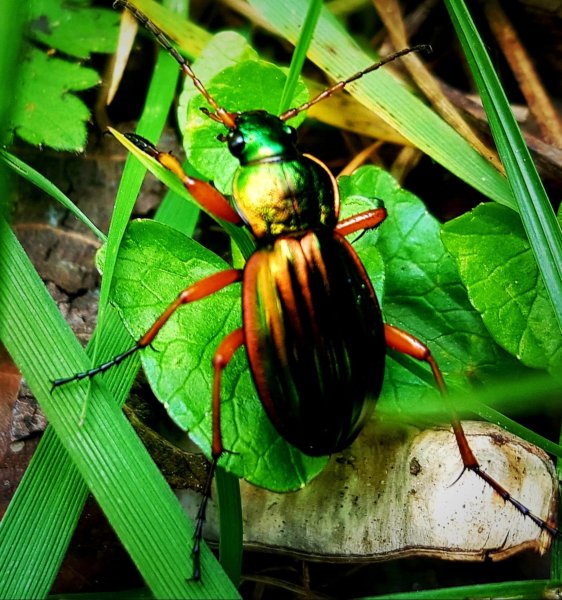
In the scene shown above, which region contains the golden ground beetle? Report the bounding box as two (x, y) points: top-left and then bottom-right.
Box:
(53, 0), (558, 581)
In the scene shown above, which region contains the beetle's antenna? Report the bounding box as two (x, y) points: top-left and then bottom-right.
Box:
(114, 0), (237, 129)
(279, 44), (431, 122)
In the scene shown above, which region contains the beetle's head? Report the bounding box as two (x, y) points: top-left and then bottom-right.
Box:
(217, 110), (298, 166)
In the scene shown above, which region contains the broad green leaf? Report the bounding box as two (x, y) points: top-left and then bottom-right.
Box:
(185, 59), (309, 193)
(28, 0), (119, 58)
(110, 219), (327, 491)
(7, 0), (119, 150)
(442, 203), (562, 371)
(341, 167), (522, 416)
(9, 48), (99, 151)
(337, 180), (385, 302)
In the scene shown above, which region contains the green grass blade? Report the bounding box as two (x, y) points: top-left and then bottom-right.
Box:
(364, 579), (562, 599)
(249, 0), (514, 208)
(444, 0), (562, 332)
(49, 591), (152, 600)
(380, 353), (562, 458)
(0, 308), (138, 599)
(470, 401), (562, 459)
(277, 0), (323, 114)
(95, 46), (181, 357)
(154, 160), (201, 236)
(216, 468), (243, 587)
(0, 1), (24, 150)
(0, 149), (107, 242)
(111, 129), (255, 260)
(0, 219), (239, 598)
(0, 428), (89, 598)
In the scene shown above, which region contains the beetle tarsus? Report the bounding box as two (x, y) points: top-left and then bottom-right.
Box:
(124, 132), (159, 157)
(469, 465), (559, 537)
(385, 322), (558, 539)
(50, 344), (142, 390)
(188, 455), (219, 583)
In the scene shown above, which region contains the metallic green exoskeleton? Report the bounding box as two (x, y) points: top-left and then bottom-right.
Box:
(88, 4), (431, 463)
(229, 111), (385, 455)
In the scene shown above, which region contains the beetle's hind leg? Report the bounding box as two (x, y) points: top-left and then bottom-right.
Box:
(190, 327), (245, 581)
(384, 323), (558, 538)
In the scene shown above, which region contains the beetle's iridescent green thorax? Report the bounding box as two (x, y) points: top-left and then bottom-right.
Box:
(228, 111), (340, 242)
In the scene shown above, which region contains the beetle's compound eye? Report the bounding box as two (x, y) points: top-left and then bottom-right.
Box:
(227, 130), (245, 157)
(287, 125), (297, 143)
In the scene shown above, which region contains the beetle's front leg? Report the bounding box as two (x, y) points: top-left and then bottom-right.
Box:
(335, 207), (387, 237)
(384, 323), (558, 536)
(52, 269), (243, 387)
(125, 133), (243, 225)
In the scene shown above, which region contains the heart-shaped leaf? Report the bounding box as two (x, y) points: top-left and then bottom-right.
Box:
(441, 203), (562, 371)
(341, 167), (523, 419)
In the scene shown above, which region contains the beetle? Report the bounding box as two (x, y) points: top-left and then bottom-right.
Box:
(54, 0), (557, 580)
